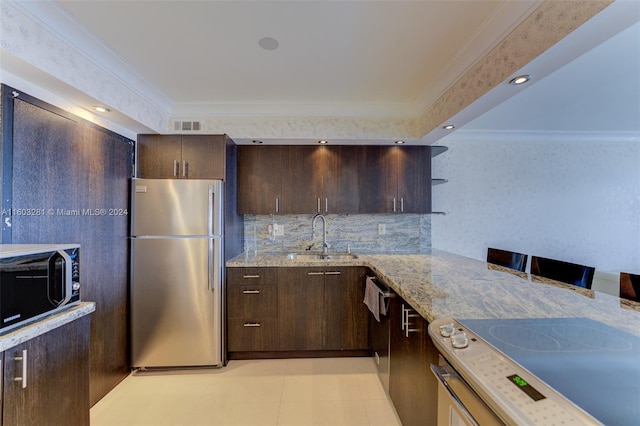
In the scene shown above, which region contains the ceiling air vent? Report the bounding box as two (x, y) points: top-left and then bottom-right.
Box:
(174, 120), (202, 131)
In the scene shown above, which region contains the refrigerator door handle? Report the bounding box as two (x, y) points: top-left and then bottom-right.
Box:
(208, 238), (213, 292)
(209, 183), (223, 236)
(208, 238), (221, 293)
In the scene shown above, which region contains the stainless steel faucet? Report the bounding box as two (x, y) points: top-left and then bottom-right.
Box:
(311, 214), (329, 256)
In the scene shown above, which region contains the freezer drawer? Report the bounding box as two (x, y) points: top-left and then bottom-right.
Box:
(131, 178), (222, 237)
(131, 237), (222, 368)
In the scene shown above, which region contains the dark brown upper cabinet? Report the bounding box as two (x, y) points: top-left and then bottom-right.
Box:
(397, 146), (433, 213)
(237, 145), (283, 214)
(237, 144), (445, 215)
(280, 146), (324, 214)
(361, 146), (434, 213)
(324, 146), (363, 214)
(137, 134), (226, 179)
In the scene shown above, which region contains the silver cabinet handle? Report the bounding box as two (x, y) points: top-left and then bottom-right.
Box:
(14, 349), (27, 389)
(317, 198), (321, 213)
(401, 304), (420, 336)
(275, 198), (280, 213)
(325, 198), (328, 213)
(173, 160), (179, 177)
(243, 322), (261, 327)
(401, 304), (407, 331)
(324, 271), (341, 275)
(393, 198), (397, 213)
(243, 275), (261, 279)
(405, 307), (420, 337)
(307, 272), (324, 276)
(183, 161), (189, 177)
(400, 197), (404, 213)
(242, 290), (261, 294)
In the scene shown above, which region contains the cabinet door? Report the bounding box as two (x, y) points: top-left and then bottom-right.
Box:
(388, 298), (434, 426)
(323, 267), (369, 350)
(137, 134), (182, 178)
(397, 146), (432, 213)
(360, 146), (398, 213)
(181, 135), (226, 179)
(281, 146), (323, 214)
(237, 146), (282, 214)
(3, 316), (90, 426)
(323, 146), (362, 214)
(277, 267), (325, 350)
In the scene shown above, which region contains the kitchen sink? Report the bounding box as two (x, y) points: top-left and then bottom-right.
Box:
(286, 253), (358, 261)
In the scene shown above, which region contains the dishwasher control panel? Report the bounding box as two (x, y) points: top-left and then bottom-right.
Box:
(429, 318), (602, 426)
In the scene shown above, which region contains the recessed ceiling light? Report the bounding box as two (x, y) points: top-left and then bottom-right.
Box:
(395, 140), (405, 144)
(93, 106), (110, 113)
(252, 139), (263, 144)
(258, 37), (279, 51)
(509, 75), (531, 85)
(318, 140), (328, 144)
(442, 124), (455, 130)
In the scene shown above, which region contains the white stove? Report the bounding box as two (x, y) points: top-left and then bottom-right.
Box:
(428, 317), (622, 425)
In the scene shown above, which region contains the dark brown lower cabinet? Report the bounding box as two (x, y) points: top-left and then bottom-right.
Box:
(277, 267), (326, 351)
(227, 281), (279, 352)
(388, 296), (439, 426)
(2, 316), (90, 426)
(324, 266), (369, 350)
(227, 266), (370, 357)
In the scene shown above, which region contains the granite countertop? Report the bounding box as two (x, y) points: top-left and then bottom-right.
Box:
(0, 302), (96, 352)
(227, 250), (640, 336)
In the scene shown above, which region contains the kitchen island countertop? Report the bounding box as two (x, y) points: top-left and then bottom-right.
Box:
(227, 250), (640, 336)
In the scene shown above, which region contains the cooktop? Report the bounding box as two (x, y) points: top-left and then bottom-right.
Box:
(458, 317), (640, 426)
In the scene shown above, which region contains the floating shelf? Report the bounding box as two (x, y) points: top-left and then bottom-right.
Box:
(432, 179), (448, 186)
(430, 146), (448, 158)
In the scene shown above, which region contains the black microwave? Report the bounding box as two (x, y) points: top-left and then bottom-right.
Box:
(0, 244), (80, 333)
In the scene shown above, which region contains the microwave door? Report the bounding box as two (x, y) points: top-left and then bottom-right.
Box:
(48, 250), (73, 306)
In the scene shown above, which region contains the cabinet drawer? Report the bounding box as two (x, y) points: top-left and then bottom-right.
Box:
(227, 285), (277, 318)
(227, 267), (278, 285)
(227, 318), (278, 352)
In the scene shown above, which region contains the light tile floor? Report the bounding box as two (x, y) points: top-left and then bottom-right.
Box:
(90, 357), (402, 426)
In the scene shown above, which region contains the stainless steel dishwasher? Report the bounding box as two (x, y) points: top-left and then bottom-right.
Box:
(431, 355), (504, 425)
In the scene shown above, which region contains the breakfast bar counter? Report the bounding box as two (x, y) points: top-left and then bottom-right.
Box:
(227, 249), (640, 336)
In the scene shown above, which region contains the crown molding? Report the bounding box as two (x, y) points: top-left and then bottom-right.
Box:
(6, 0), (173, 116)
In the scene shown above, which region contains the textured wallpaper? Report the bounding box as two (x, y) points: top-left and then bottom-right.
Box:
(431, 136), (640, 271)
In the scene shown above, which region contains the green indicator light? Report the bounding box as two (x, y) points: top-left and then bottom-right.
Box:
(513, 376), (528, 387)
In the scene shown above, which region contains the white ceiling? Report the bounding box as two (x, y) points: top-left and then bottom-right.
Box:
(463, 17), (640, 136)
(1, 0), (639, 142)
(52, 0), (538, 118)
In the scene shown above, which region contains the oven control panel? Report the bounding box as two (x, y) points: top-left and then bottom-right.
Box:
(429, 318), (602, 426)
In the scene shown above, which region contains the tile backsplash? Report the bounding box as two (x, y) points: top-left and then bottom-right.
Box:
(243, 214), (431, 255)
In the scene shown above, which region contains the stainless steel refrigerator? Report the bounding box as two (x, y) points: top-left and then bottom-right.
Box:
(130, 178), (224, 368)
